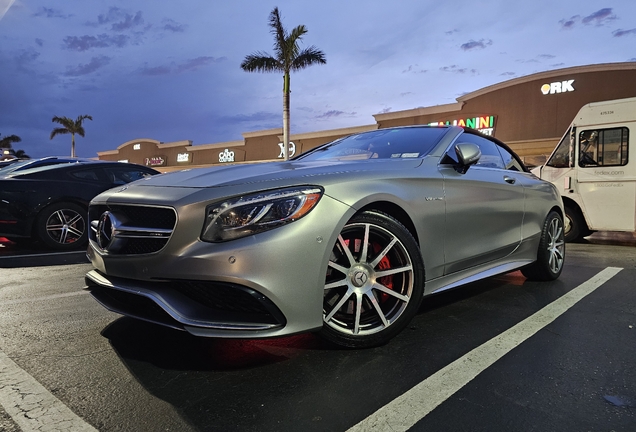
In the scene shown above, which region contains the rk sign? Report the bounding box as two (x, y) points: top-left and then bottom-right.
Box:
(541, 80), (575, 95)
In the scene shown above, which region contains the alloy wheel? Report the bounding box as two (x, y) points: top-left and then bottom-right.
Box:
(323, 221), (415, 336)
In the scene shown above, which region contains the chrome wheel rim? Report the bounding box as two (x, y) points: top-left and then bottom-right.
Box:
(547, 217), (565, 274)
(323, 222), (414, 336)
(46, 209), (85, 245)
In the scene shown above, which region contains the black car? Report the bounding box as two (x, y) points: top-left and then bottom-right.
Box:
(0, 161), (159, 250)
(0, 156), (97, 176)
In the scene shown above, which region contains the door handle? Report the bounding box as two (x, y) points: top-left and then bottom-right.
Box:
(504, 176), (516, 184)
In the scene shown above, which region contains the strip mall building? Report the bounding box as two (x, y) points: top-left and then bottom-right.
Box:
(97, 62), (636, 171)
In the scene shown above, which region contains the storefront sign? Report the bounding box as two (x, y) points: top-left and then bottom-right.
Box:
(219, 149), (235, 163)
(541, 80), (575, 95)
(133, 143), (141, 150)
(177, 153), (190, 163)
(278, 141), (296, 158)
(145, 156), (165, 167)
(428, 116), (496, 136)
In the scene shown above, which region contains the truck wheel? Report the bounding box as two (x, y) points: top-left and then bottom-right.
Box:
(563, 205), (589, 243)
(35, 202), (88, 250)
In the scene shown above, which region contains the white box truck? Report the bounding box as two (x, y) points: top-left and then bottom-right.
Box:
(533, 97), (635, 242)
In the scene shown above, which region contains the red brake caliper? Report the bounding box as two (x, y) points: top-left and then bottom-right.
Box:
(373, 243), (393, 301)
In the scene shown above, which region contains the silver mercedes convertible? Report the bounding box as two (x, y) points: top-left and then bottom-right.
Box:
(85, 126), (565, 348)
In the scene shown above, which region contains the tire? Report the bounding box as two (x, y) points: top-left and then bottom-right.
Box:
(563, 204), (590, 243)
(319, 211), (425, 348)
(35, 202), (88, 250)
(521, 211), (565, 281)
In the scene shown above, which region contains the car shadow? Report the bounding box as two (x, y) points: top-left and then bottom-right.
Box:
(97, 266), (582, 432)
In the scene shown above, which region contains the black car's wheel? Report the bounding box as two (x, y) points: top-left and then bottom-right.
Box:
(35, 202), (88, 250)
(563, 204), (590, 243)
(320, 211), (425, 348)
(521, 211), (565, 281)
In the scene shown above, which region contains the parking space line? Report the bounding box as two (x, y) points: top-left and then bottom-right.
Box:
(0, 349), (98, 432)
(347, 267), (623, 432)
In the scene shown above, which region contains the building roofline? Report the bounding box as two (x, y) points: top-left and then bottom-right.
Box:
(458, 62), (636, 101)
(187, 140), (245, 151)
(373, 102), (465, 122)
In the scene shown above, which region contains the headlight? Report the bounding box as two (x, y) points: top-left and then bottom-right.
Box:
(201, 186), (323, 242)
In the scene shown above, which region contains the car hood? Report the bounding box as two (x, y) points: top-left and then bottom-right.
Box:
(140, 159), (423, 189)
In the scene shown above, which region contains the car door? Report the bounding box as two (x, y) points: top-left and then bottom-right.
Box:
(440, 133), (526, 274)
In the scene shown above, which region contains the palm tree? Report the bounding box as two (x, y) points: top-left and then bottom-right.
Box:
(241, 7), (326, 161)
(0, 133), (21, 149)
(50, 115), (93, 157)
(14, 149), (30, 159)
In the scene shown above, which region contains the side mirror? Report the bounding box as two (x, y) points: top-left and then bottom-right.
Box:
(455, 143), (481, 167)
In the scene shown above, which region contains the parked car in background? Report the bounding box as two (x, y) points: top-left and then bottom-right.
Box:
(0, 156), (96, 177)
(0, 161), (159, 250)
(85, 126), (565, 348)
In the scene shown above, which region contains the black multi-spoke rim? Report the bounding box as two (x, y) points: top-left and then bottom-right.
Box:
(46, 209), (85, 245)
(323, 222), (414, 336)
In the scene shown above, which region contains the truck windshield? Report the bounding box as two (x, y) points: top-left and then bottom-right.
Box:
(546, 128), (571, 168)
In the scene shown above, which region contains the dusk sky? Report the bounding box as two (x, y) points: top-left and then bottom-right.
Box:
(1, 0), (635, 159)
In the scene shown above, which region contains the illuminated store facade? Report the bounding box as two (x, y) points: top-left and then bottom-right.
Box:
(97, 62), (636, 170)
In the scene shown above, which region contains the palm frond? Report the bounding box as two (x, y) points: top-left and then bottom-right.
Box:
(0, 134), (22, 149)
(291, 46), (327, 71)
(269, 7), (287, 61)
(50, 127), (70, 140)
(241, 54), (282, 73)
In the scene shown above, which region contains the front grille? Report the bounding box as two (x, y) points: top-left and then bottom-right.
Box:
(89, 204), (177, 255)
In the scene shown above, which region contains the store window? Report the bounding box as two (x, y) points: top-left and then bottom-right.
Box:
(579, 127), (629, 168)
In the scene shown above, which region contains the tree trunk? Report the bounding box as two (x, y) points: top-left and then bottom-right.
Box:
(71, 134), (76, 158)
(282, 73), (290, 161)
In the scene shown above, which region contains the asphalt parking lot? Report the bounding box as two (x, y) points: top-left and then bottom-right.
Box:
(0, 233), (634, 431)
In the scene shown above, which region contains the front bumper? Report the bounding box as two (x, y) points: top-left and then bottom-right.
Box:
(85, 193), (354, 338)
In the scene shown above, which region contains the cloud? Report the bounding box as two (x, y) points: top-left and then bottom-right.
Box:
(162, 18), (187, 33)
(500, 72), (515, 76)
(64, 56), (111, 76)
(111, 11), (144, 31)
(440, 65), (477, 74)
(582, 8), (616, 26)
(551, 63), (566, 67)
(561, 8), (617, 29)
(63, 34), (130, 51)
(140, 56), (226, 76)
(35, 38), (44, 47)
(445, 29), (459, 35)
(460, 39), (492, 51)
(559, 15), (580, 29)
(32, 7), (71, 19)
(402, 65), (427, 74)
(315, 110), (357, 119)
(538, 54), (556, 59)
(380, 108), (392, 114)
(613, 28), (636, 37)
(86, 7), (145, 32)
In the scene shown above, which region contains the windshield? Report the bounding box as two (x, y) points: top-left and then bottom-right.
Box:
(546, 127), (572, 168)
(297, 127), (449, 161)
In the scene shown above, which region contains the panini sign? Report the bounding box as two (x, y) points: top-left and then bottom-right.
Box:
(429, 115), (496, 136)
